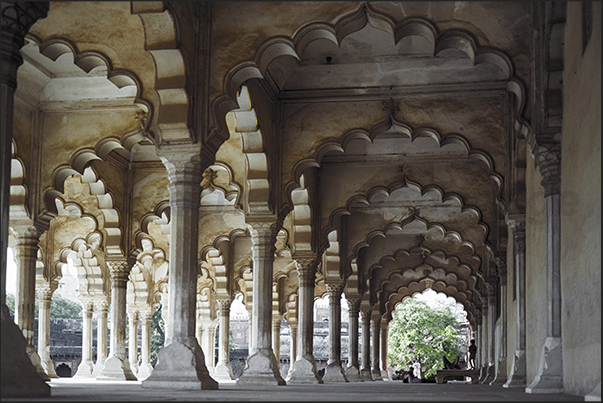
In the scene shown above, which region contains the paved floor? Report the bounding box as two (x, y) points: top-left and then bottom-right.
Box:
(2, 378), (586, 402)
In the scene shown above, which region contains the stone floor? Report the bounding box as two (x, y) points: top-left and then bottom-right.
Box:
(2, 378), (587, 401)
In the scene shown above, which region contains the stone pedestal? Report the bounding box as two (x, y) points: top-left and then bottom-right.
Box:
(526, 337), (563, 394)
(143, 151), (217, 390)
(287, 258), (322, 384)
(213, 298), (235, 381)
(322, 283), (348, 383)
(345, 297), (363, 382)
(97, 260), (136, 381)
(93, 300), (109, 377)
(75, 300), (95, 377)
(237, 222), (285, 386)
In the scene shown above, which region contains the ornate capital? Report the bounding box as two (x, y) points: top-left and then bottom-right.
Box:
(217, 297), (232, 316)
(158, 148), (203, 203)
(495, 255), (507, 283)
(528, 135), (561, 196)
(325, 282), (345, 299)
(359, 306), (372, 321)
(295, 257), (317, 287)
(35, 285), (55, 301)
(94, 299), (110, 312)
(346, 297), (362, 316)
(106, 259), (131, 288)
(1, 2), (49, 88)
(248, 221), (278, 260)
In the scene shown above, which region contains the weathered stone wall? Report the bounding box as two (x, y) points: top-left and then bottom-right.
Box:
(559, 2), (601, 397)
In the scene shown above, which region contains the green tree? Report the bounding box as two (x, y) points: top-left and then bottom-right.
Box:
(6, 292), (82, 319)
(150, 305), (165, 365)
(387, 298), (462, 378)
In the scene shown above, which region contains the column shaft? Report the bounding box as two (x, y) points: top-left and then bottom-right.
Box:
(287, 260), (322, 384)
(142, 151), (217, 389)
(128, 310), (139, 375)
(93, 300), (109, 376)
(272, 319), (281, 367)
(323, 283), (347, 382)
(360, 308), (372, 380)
(137, 310), (153, 380)
(36, 287), (57, 378)
(371, 316), (382, 380)
(237, 222), (284, 386)
(98, 261), (136, 380)
(345, 297), (362, 382)
(214, 299), (234, 380)
(380, 322), (389, 379)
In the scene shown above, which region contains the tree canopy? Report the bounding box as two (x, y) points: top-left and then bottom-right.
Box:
(5, 292), (82, 319)
(387, 296), (463, 378)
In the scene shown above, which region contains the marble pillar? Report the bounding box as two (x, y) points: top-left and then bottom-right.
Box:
(322, 283), (347, 382)
(35, 285), (58, 378)
(287, 323), (298, 379)
(237, 222), (285, 386)
(98, 260), (136, 380)
(214, 298), (235, 380)
(201, 321), (217, 374)
(483, 285), (496, 384)
(491, 257), (508, 386)
(504, 215), (527, 388)
(345, 297), (363, 382)
(137, 309), (154, 380)
(92, 300), (109, 377)
(287, 258), (322, 384)
(359, 307), (373, 381)
(1, 3), (50, 397)
(75, 300), (95, 377)
(526, 153), (563, 394)
(143, 151), (217, 389)
(127, 310), (139, 375)
(272, 319), (281, 372)
(371, 314), (382, 381)
(380, 321), (389, 380)
(14, 226), (49, 381)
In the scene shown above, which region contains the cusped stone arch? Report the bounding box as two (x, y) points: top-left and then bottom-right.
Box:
(128, 236), (167, 310)
(209, 3), (526, 161)
(22, 34), (150, 118)
(200, 164), (240, 208)
(136, 200), (170, 256)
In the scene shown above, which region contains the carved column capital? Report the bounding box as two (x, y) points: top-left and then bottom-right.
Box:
(346, 297), (362, 315)
(359, 305), (372, 321)
(532, 140), (561, 196)
(106, 259), (132, 288)
(158, 148), (203, 202)
(248, 221), (279, 260)
(325, 282), (345, 299)
(217, 297), (232, 316)
(94, 299), (110, 312)
(1, 2), (49, 88)
(35, 284), (55, 301)
(80, 298), (95, 312)
(295, 257), (317, 287)
(495, 255), (507, 285)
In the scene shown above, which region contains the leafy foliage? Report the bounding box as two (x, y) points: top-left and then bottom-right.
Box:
(5, 292), (82, 319)
(150, 306), (165, 365)
(387, 298), (462, 378)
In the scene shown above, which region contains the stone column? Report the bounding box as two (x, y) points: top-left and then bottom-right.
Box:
(137, 309), (153, 380)
(201, 321), (217, 374)
(213, 298), (234, 380)
(143, 151), (217, 389)
(526, 150), (563, 394)
(247, 309), (253, 351)
(359, 306), (373, 381)
(371, 314), (382, 381)
(1, 3), (50, 397)
(237, 222), (285, 386)
(92, 299), (109, 377)
(345, 297), (363, 382)
(287, 258), (322, 384)
(483, 283), (496, 384)
(491, 257), (508, 386)
(272, 319), (281, 371)
(35, 285), (57, 378)
(322, 283), (347, 382)
(127, 310), (139, 376)
(380, 321), (389, 380)
(97, 260), (136, 380)
(75, 300), (95, 377)
(14, 226), (49, 381)
(287, 323), (298, 378)
(478, 310), (488, 383)
(504, 215), (527, 388)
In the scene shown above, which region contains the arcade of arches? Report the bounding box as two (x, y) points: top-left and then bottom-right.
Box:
(0, 1), (600, 400)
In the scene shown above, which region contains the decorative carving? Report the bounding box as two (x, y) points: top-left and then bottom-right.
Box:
(346, 297), (362, 316)
(295, 258), (317, 287)
(248, 222), (278, 260)
(381, 97), (400, 117)
(106, 260), (131, 288)
(325, 283), (345, 299)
